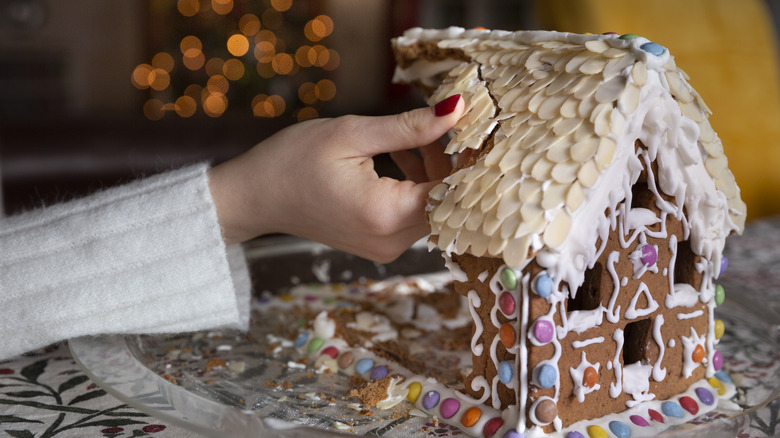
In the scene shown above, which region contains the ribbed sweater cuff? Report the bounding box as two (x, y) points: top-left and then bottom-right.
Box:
(0, 164), (251, 360)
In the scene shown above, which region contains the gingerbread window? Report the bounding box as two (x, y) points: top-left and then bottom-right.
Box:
(674, 239), (701, 289)
(568, 262), (604, 312)
(623, 318), (653, 365)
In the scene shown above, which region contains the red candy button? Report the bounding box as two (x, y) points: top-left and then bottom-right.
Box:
(483, 417), (504, 438)
(648, 409), (664, 423)
(499, 292), (516, 316)
(680, 396), (699, 415)
(321, 346), (339, 359)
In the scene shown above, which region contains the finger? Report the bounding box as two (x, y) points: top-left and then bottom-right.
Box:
(357, 94), (465, 156)
(418, 140), (453, 181)
(390, 150), (428, 183)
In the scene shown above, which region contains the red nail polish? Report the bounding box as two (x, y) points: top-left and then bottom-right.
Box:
(434, 94), (461, 117)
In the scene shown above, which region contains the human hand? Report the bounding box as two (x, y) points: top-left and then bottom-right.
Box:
(208, 94), (464, 262)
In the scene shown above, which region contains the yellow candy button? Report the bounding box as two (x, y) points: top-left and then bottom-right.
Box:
(715, 319), (725, 340)
(708, 377), (726, 395)
(587, 425), (608, 438)
(407, 382), (422, 403)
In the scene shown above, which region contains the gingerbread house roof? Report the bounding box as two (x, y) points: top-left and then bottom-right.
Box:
(392, 27), (746, 289)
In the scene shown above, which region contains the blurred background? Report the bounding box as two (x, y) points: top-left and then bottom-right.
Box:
(1, 0), (779, 220)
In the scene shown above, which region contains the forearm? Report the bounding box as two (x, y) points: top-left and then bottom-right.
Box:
(0, 164), (250, 360)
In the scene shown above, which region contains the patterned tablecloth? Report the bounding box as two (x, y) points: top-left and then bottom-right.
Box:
(2, 217), (779, 438)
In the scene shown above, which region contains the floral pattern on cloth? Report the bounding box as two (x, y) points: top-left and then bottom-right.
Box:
(0, 343), (186, 438)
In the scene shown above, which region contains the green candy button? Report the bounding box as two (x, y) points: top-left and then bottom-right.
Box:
(714, 284), (725, 306)
(501, 267), (518, 290)
(619, 33), (639, 40)
(307, 337), (324, 353)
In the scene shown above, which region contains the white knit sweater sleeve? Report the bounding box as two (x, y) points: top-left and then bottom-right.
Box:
(0, 163), (251, 360)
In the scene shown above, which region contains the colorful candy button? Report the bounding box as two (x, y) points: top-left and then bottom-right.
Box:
(630, 415), (649, 427)
(500, 323), (516, 348)
(461, 406), (482, 427)
(535, 274), (553, 298)
(692, 345), (705, 363)
(307, 337), (324, 353)
(501, 268), (518, 290)
(355, 358), (374, 374)
(648, 408), (664, 423)
(535, 398), (557, 424)
(440, 397), (460, 419)
(499, 292), (517, 316)
(502, 428), (523, 438)
(566, 432), (585, 438)
(679, 396), (699, 415)
(715, 370), (731, 383)
(720, 256), (728, 275)
(586, 425), (608, 438)
(609, 420), (631, 438)
(422, 390), (440, 410)
(640, 42), (665, 56)
(640, 244), (657, 266)
(708, 377), (726, 395)
(294, 332), (309, 347)
(533, 319), (555, 344)
(619, 33), (639, 40)
(407, 382), (422, 403)
(712, 351), (723, 371)
(583, 366), (598, 388)
(483, 417), (504, 438)
(498, 361), (514, 384)
(370, 365), (388, 380)
(714, 319), (725, 340)
(696, 387), (715, 406)
(715, 284), (725, 306)
(536, 364), (557, 388)
(321, 346), (339, 359)
(602, 32), (619, 35)
(337, 351), (354, 368)
(662, 401), (684, 418)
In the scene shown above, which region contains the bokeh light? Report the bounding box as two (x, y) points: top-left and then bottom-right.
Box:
(143, 99), (165, 120)
(212, 0), (233, 15)
(175, 95), (197, 117)
(223, 58), (245, 80)
(304, 15), (333, 42)
(271, 53), (294, 75)
(152, 52), (175, 72)
(239, 14), (261, 36)
(270, 0), (292, 12)
(203, 92), (228, 117)
(177, 0), (199, 17)
(227, 34), (250, 57)
(252, 94), (286, 117)
(136, 2), (337, 120)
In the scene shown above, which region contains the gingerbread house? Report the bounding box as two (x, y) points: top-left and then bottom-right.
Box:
(392, 27), (746, 435)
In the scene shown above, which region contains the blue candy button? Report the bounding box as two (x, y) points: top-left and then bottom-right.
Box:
(662, 401), (684, 418)
(640, 42), (665, 56)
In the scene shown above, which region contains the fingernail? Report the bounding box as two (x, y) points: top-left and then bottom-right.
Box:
(434, 94), (461, 117)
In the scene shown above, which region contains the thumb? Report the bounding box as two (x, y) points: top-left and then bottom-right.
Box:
(359, 94), (465, 156)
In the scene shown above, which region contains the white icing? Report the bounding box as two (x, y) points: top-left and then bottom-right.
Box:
(609, 328), (625, 398)
(572, 336), (605, 349)
(466, 290), (484, 356)
(677, 310), (704, 320)
(624, 283), (659, 319)
(651, 315), (667, 381)
(622, 362), (655, 407)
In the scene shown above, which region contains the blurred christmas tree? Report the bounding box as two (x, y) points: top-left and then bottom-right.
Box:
(131, 0), (338, 121)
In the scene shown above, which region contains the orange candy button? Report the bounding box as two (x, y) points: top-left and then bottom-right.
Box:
(461, 406), (482, 427)
(499, 324), (516, 349)
(692, 345), (705, 363)
(583, 366), (598, 388)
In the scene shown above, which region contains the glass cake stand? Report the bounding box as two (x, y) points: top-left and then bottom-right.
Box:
(70, 236), (780, 438)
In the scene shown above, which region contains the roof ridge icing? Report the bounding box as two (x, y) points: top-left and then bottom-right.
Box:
(392, 27), (746, 290)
